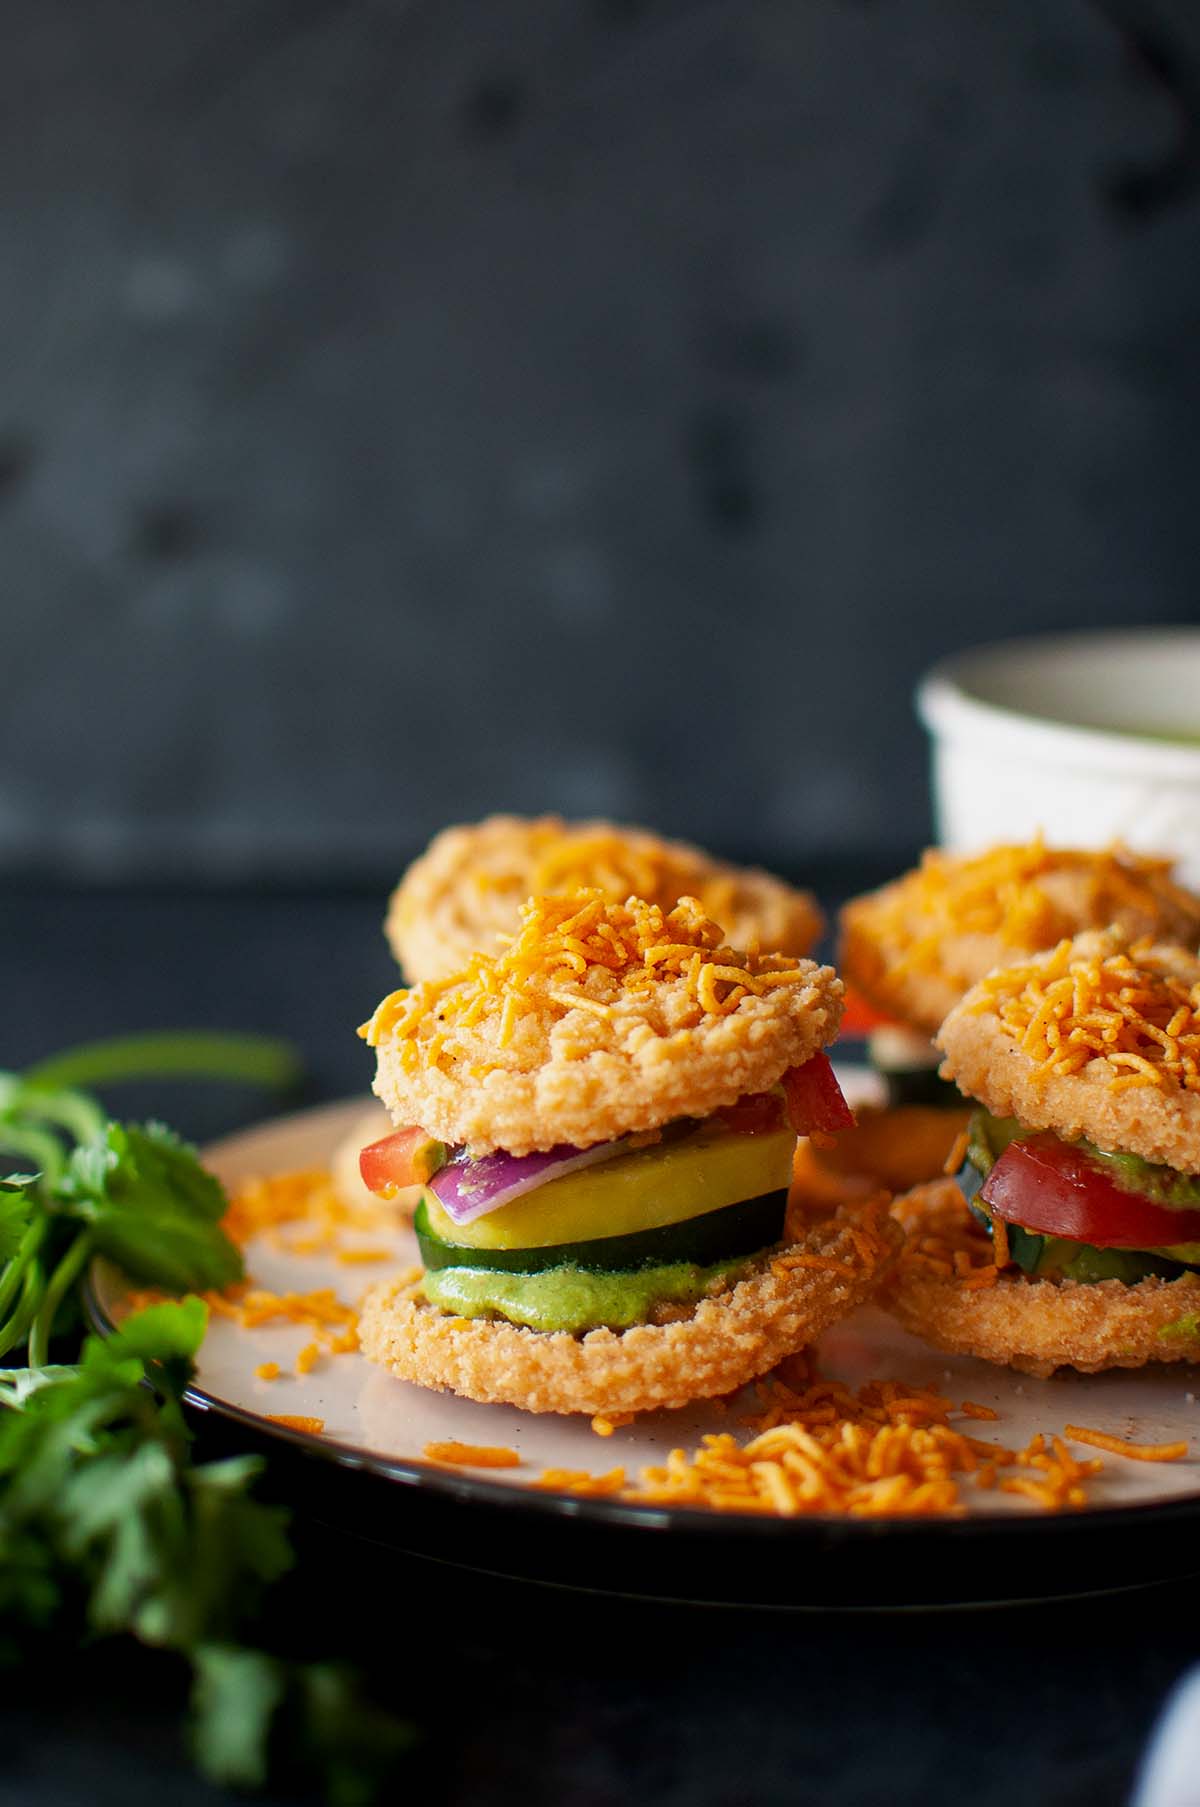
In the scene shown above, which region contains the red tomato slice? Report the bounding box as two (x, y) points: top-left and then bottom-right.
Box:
(359, 1127), (444, 1198)
(837, 989), (900, 1039)
(716, 1092), (785, 1135)
(782, 1054), (855, 1137)
(981, 1134), (1200, 1248)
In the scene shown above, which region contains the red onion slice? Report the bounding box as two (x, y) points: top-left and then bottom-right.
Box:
(428, 1139), (627, 1226)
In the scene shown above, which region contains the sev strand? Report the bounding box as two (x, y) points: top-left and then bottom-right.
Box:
(423, 1441), (522, 1469)
(1063, 1424), (1189, 1462)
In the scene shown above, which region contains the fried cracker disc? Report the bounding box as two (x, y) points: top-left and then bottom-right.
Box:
(886, 1179), (1200, 1378)
(388, 815), (823, 982)
(363, 893), (842, 1156)
(840, 842), (1200, 1037)
(937, 934), (1200, 1172)
(359, 1209), (901, 1416)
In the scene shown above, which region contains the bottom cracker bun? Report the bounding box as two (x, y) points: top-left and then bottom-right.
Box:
(358, 1207), (901, 1417)
(887, 1179), (1200, 1378)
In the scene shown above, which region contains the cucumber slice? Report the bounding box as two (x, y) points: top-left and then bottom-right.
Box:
(882, 1068), (963, 1110)
(415, 1187), (788, 1276)
(868, 1027), (962, 1110)
(421, 1121), (795, 1251)
(1028, 1236), (1184, 1285)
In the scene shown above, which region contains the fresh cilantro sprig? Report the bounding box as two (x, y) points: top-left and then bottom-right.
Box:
(0, 1299), (411, 1798)
(0, 1033), (412, 1798)
(0, 1076), (243, 1366)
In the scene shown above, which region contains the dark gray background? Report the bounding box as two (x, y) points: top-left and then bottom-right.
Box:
(4, 0), (1199, 880)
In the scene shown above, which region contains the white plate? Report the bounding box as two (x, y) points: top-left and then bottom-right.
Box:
(87, 1088), (1200, 1606)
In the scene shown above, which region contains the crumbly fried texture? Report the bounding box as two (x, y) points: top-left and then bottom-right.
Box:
(386, 815), (823, 982)
(840, 841), (1200, 1036)
(358, 1207), (901, 1415)
(938, 933), (1200, 1170)
(362, 892), (842, 1155)
(887, 1178), (1200, 1377)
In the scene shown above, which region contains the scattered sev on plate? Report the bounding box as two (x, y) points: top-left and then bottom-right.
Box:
(121, 1169), (375, 1376)
(114, 1163), (1193, 1517)
(223, 1165), (399, 1256)
(529, 1356), (1188, 1518)
(1064, 1425), (1189, 1463)
(423, 1441), (523, 1469)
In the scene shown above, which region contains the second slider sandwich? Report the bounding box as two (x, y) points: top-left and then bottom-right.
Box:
(889, 932), (1200, 1375)
(355, 891), (897, 1415)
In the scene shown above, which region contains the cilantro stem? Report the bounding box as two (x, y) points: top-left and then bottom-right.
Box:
(15, 1085), (107, 1145)
(0, 1121), (66, 1185)
(0, 1256), (45, 1360)
(27, 1230), (92, 1367)
(0, 1216), (48, 1328)
(25, 1033), (303, 1096)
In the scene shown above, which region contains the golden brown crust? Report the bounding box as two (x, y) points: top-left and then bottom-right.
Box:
(937, 937), (1200, 1171)
(364, 894), (842, 1155)
(358, 1209), (902, 1415)
(887, 1179), (1200, 1377)
(387, 815), (823, 982)
(839, 843), (1200, 1037)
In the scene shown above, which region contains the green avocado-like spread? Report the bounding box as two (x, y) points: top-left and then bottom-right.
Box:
(421, 1254), (752, 1334)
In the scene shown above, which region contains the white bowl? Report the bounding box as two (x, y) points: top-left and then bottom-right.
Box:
(916, 630), (1200, 890)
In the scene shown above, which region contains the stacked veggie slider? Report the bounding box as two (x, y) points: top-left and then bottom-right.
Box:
(356, 890), (898, 1416)
(889, 932), (1200, 1376)
(806, 842), (1200, 1204)
(840, 840), (1200, 1109)
(387, 814), (823, 983)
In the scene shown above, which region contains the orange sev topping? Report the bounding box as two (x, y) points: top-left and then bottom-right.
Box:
(1064, 1424), (1190, 1462)
(266, 1414), (325, 1435)
(359, 890), (818, 1076)
(971, 935), (1200, 1094)
(868, 839), (1196, 982)
(530, 828), (720, 921)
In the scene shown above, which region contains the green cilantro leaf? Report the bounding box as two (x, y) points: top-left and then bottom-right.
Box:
(57, 1123), (242, 1292)
(293, 1664), (418, 1807)
(190, 1643), (287, 1787)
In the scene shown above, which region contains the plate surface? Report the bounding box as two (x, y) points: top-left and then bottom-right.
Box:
(89, 1088), (1200, 1607)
